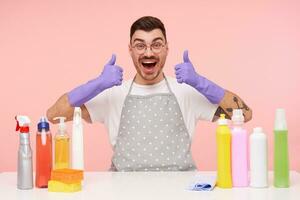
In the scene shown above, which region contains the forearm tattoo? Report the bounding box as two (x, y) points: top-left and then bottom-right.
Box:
(214, 96), (250, 119)
(225, 96), (250, 116)
(214, 106), (231, 119)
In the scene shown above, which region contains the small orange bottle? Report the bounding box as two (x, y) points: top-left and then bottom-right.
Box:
(35, 117), (52, 188)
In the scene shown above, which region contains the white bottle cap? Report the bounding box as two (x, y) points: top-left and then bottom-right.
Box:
(232, 109), (244, 124)
(218, 114), (228, 125)
(253, 127), (263, 133)
(274, 108), (287, 130)
(73, 107), (82, 125)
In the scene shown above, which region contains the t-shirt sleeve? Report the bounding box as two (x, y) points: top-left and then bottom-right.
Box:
(84, 90), (110, 123)
(189, 88), (219, 122)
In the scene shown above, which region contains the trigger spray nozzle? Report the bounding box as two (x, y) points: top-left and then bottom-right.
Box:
(15, 115), (31, 133)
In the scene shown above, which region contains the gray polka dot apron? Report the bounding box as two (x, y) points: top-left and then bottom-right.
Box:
(111, 75), (196, 171)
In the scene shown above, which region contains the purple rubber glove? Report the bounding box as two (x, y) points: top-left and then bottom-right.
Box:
(68, 54), (123, 107)
(175, 50), (225, 104)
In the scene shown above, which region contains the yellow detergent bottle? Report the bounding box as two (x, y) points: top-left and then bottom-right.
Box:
(53, 117), (70, 169)
(216, 114), (232, 188)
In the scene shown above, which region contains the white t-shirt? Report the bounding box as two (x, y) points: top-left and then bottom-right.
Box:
(85, 76), (218, 146)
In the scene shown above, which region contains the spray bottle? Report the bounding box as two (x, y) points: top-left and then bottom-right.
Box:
(250, 127), (268, 188)
(216, 114), (232, 188)
(231, 109), (248, 187)
(274, 108), (289, 187)
(72, 107), (84, 170)
(53, 117), (70, 169)
(15, 115), (33, 189)
(35, 117), (52, 188)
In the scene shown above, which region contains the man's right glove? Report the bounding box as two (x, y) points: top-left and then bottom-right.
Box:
(68, 54), (123, 107)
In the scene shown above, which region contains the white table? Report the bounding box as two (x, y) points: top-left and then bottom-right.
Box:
(0, 171), (299, 200)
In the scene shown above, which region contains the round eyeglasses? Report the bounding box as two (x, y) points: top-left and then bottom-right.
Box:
(132, 42), (165, 54)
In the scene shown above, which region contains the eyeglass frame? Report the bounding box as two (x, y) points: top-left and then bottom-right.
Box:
(130, 40), (167, 55)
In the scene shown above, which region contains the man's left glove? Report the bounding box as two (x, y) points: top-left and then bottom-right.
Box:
(175, 50), (225, 104)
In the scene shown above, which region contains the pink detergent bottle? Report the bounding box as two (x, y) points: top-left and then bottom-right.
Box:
(231, 109), (248, 187)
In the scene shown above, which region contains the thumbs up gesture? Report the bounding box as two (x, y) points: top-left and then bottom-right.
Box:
(67, 54), (123, 107)
(175, 50), (199, 88)
(99, 54), (124, 90)
(174, 50), (225, 104)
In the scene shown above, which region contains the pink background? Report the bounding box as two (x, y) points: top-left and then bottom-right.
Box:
(1, 0), (299, 172)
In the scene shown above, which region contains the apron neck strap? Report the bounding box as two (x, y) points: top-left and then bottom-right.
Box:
(128, 73), (173, 95)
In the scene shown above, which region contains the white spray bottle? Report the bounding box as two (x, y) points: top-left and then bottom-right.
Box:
(71, 107), (84, 170)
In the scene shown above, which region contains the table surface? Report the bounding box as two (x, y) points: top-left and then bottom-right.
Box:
(0, 171), (299, 200)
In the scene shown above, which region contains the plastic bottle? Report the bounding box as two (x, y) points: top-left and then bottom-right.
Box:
(231, 109), (248, 187)
(72, 107), (84, 170)
(216, 114), (232, 188)
(35, 117), (52, 188)
(250, 127), (268, 188)
(274, 108), (289, 187)
(53, 117), (70, 169)
(15, 115), (33, 190)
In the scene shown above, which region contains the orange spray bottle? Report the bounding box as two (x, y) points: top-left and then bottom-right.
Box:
(35, 117), (52, 188)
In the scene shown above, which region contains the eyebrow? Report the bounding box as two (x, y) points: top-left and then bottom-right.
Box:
(132, 37), (164, 44)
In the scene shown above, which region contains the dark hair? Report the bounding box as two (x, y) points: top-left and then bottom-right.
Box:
(130, 16), (167, 42)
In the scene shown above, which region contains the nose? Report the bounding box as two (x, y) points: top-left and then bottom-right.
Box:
(144, 46), (154, 57)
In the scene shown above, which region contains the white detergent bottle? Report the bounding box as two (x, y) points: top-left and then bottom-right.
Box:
(250, 127), (268, 188)
(72, 107), (84, 170)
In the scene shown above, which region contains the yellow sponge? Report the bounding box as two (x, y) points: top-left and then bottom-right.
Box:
(48, 180), (81, 193)
(51, 168), (84, 184)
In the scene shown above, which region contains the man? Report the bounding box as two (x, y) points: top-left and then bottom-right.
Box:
(47, 16), (252, 171)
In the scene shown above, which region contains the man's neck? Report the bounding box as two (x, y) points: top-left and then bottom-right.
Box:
(134, 72), (164, 85)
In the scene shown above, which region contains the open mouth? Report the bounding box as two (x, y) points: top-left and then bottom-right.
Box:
(142, 61), (157, 68)
(141, 61), (157, 74)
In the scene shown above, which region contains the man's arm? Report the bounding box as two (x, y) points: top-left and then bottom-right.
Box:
(46, 94), (92, 124)
(47, 54), (123, 124)
(212, 90), (252, 122)
(173, 50), (252, 122)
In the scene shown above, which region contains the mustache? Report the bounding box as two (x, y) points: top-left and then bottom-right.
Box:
(139, 56), (158, 61)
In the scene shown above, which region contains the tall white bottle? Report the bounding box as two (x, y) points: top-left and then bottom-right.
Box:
(250, 127), (268, 188)
(71, 107), (84, 170)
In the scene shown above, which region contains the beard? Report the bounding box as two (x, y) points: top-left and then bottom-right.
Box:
(137, 66), (162, 80)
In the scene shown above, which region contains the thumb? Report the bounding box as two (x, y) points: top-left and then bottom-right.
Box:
(183, 50), (190, 63)
(107, 54), (116, 65)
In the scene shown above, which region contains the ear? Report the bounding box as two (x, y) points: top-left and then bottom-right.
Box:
(128, 43), (133, 56)
(165, 42), (169, 55)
